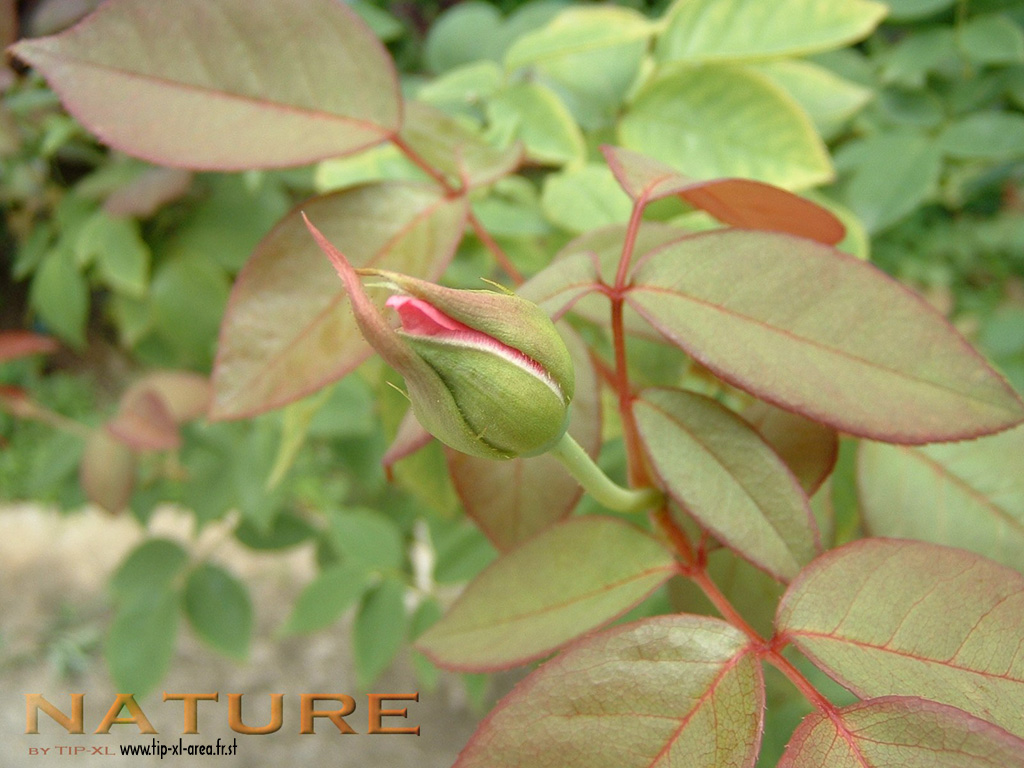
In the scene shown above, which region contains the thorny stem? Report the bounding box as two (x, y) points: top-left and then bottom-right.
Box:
(549, 432), (662, 514)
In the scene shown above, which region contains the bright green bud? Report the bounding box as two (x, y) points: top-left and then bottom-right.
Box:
(304, 215), (574, 460)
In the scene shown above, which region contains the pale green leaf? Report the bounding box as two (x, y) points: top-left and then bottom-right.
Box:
(627, 229), (1024, 442)
(416, 517), (677, 671)
(636, 388), (818, 581)
(777, 539), (1024, 737)
(755, 60), (872, 139)
(453, 616), (762, 768)
(541, 163), (632, 233)
(80, 428), (137, 513)
(858, 425), (1024, 573)
(10, 0), (400, 169)
(506, 6), (652, 128)
(486, 82), (584, 166)
(656, 0), (887, 63)
(619, 64), (833, 190)
(418, 61), (504, 105)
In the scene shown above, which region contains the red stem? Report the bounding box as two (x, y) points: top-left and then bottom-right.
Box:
(391, 135), (455, 191)
(391, 135), (524, 285)
(468, 211), (524, 285)
(654, 506), (839, 717)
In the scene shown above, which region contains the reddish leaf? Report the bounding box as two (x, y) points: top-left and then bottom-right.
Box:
(628, 229), (1024, 443)
(80, 428), (137, 513)
(636, 387), (819, 581)
(780, 696), (1024, 768)
(416, 517), (677, 671)
(744, 400), (838, 495)
(103, 167), (193, 218)
(0, 331), (59, 362)
(107, 390), (179, 451)
(777, 538), (1024, 737)
(211, 182), (468, 419)
(10, 0), (401, 170)
(455, 616), (763, 768)
(603, 145), (845, 245)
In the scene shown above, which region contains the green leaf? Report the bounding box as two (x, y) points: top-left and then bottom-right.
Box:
(30, 248), (89, 349)
(425, 0), (567, 73)
(314, 144), (422, 192)
(781, 697), (1024, 767)
(10, 0), (400, 169)
(150, 254), (229, 368)
(754, 60), (872, 139)
(541, 163), (632, 233)
(960, 14), (1024, 65)
(353, 577), (407, 688)
(326, 508), (404, 575)
(106, 589), (179, 696)
(183, 562), (252, 661)
(776, 539), (1024, 737)
(281, 563), (368, 635)
(453, 616), (762, 768)
(879, 29), (957, 88)
(884, 0), (954, 20)
(656, 0), (887, 63)
(234, 512), (317, 551)
(636, 388), (818, 581)
(76, 211), (150, 297)
(629, 229), (1024, 442)
(416, 517), (677, 671)
(505, 6), (652, 129)
(109, 538), (189, 603)
(210, 182), (467, 419)
(446, 327), (601, 550)
(939, 113), (1024, 161)
(833, 131), (942, 233)
(619, 64), (833, 190)
(858, 425), (1024, 573)
(160, 173), (289, 273)
(486, 82), (584, 166)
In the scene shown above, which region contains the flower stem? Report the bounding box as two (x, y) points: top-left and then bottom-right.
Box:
(549, 432), (662, 514)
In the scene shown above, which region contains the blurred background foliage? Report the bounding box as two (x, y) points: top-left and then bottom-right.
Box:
(2, 0), (1023, 761)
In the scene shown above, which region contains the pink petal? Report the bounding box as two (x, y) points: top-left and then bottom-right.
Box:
(386, 295), (476, 337)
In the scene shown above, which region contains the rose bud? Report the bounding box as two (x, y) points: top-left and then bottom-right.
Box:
(304, 215), (574, 460)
